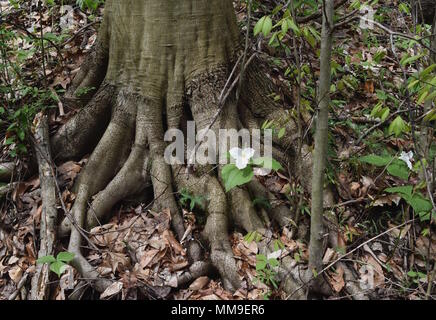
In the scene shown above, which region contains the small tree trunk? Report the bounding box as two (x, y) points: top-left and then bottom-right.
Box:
(308, 0), (334, 293)
(419, 8), (436, 182)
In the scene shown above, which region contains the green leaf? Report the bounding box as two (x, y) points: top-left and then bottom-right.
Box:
(262, 16), (273, 37)
(36, 255), (56, 264)
(244, 232), (256, 243)
(56, 252), (75, 263)
(400, 53), (424, 66)
(380, 108), (390, 122)
(286, 18), (300, 34)
(221, 164), (254, 192)
(387, 161), (410, 180)
(252, 157), (283, 171)
(409, 194), (432, 214)
(50, 261), (67, 277)
(418, 90), (429, 104)
(424, 90), (436, 103)
(385, 185), (413, 198)
(254, 16), (266, 36)
(420, 64), (436, 78)
(278, 127), (286, 139)
(268, 258), (279, 268)
(386, 187), (432, 215)
(359, 155), (392, 167)
(388, 116), (409, 137)
(423, 109), (436, 122)
(256, 255), (267, 270)
(254, 16), (273, 37)
(407, 271), (417, 277)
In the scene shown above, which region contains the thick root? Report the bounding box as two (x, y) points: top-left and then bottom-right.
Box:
(248, 179), (294, 228)
(65, 13), (110, 104)
(86, 145), (149, 229)
(241, 58), (299, 153)
(0, 162), (15, 182)
(59, 92), (136, 236)
(174, 170), (243, 291)
(52, 84), (115, 162)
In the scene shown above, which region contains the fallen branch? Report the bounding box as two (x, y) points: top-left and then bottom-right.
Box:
(8, 271), (29, 300)
(30, 113), (58, 300)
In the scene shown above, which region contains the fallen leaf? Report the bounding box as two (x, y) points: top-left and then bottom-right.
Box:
(100, 281), (123, 299)
(8, 266), (23, 284)
(329, 265), (345, 293)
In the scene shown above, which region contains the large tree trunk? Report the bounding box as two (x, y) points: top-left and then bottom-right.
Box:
(50, 0), (310, 298)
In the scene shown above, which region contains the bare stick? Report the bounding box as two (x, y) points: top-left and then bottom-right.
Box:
(30, 113), (58, 300)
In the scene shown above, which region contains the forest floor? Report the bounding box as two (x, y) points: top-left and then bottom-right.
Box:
(1, 0), (435, 300)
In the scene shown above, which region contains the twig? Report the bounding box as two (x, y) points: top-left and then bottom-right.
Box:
(62, 21), (98, 47)
(8, 271), (29, 300)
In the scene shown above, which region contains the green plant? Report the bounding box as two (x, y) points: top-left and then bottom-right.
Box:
(76, 0), (104, 11)
(385, 186), (433, 221)
(36, 251), (75, 277)
(360, 154), (410, 180)
(244, 231), (263, 243)
(407, 270), (427, 285)
(245, 231), (284, 296)
(255, 254), (279, 289)
(179, 189), (205, 211)
(221, 153), (282, 192)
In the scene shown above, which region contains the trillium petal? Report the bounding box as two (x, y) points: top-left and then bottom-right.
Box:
(243, 148), (255, 159)
(229, 147), (242, 160)
(399, 151), (413, 170)
(235, 157), (248, 170)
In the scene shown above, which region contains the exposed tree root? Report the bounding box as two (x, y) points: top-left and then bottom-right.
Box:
(52, 83), (115, 162)
(0, 162), (15, 182)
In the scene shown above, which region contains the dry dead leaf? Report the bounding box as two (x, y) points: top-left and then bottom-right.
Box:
(329, 266), (345, 293)
(323, 248), (337, 265)
(8, 266), (23, 284)
(100, 281), (123, 299)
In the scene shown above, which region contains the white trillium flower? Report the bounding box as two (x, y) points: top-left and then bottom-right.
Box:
(399, 151), (414, 170)
(229, 147), (255, 170)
